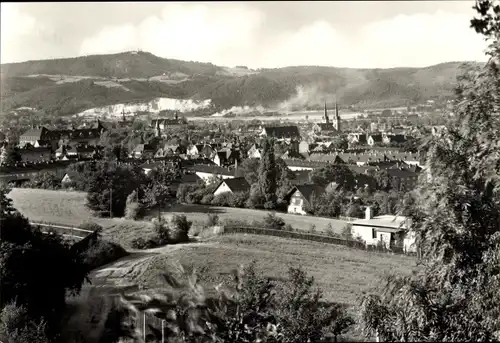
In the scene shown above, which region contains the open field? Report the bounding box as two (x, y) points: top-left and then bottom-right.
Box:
(162, 203), (349, 234)
(8, 188), (152, 246)
(9, 188), (350, 238)
(81, 234), (416, 341)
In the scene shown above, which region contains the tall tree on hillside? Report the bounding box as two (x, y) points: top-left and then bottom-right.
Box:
(258, 137), (278, 209)
(359, 1), (500, 341)
(86, 161), (147, 217)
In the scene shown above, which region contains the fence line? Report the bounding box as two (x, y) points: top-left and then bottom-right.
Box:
(221, 226), (414, 256)
(30, 221), (93, 240)
(222, 226), (366, 249)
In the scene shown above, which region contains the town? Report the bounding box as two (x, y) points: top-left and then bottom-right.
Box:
(1, 101), (445, 252)
(0, 1), (498, 343)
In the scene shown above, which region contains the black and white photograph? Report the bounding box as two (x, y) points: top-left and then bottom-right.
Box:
(0, 1), (499, 342)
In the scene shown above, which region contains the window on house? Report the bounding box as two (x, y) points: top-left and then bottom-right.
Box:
(372, 228), (377, 239)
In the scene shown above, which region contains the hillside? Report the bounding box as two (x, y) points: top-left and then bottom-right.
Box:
(0, 51), (481, 117)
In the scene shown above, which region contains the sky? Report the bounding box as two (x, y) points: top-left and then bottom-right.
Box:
(0, 1), (489, 69)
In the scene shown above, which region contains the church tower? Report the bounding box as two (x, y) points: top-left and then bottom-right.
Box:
(155, 120), (161, 138)
(333, 102), (341, 132)
(324, 102), (330, 124)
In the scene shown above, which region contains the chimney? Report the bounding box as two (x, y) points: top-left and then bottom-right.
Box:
(365, 206), (373, 220)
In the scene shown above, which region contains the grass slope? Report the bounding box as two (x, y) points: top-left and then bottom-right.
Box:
(96, 234), (417, 340)
(7, 188), (152, 241)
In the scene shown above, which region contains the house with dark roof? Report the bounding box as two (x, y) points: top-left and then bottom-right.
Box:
(285, 184), (325, 215)
(19, 127), (59, 148)
(261, 126), (300, 140)
(213, 177), (251, 196)
(150, 114), (186, 131)
(367, 134), (383, 146)
(348, 133), (367, 146)
(212, 148), (240, 167)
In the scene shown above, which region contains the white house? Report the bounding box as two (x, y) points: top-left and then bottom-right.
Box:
(351, 207), (416, 253)
(247, 144), (262, 159)
(285, 184), (325, 215)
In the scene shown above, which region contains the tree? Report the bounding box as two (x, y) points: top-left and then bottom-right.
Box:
(86, 161), (147, 217)
(258, 137), (278, 209)
(0, 184), (89, 337)
(360, 2), (500, 340)
(310, 164), (355, 190)
(237, 157), (260, 184)
(0, 145), (20, 167)
(331, 135), (349, 151)
(144, 165), (180, 218)
(276, 157), (295, 202)
(373, 169), (392, 192)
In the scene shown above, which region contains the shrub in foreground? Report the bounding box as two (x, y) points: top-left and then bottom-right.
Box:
(0, 303), (50, 343)
(112, 263), (354, 342)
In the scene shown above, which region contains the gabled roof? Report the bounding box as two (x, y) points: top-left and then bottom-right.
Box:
(352, 215), (411, 231)
(287, 184), (325, 202)
(369, 134), (383, 143)
(20, 127), (49, 139)
(216, 177), (250, 194)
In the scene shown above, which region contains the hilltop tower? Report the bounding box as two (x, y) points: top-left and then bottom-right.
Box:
(324, 102), (330, 124)
(333, 102), (341, 132)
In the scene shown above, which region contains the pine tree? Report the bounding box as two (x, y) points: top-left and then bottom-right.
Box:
(258, 137), (278, 209)
(359, 2), (500, 341)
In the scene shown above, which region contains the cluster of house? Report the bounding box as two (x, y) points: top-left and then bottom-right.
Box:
(14, 121), (107, 164)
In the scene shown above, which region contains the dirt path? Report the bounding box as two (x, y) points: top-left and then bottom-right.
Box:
(63, 240), (220, 343)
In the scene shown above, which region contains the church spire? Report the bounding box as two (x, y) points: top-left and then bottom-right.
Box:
(334, 101), (341, 132)
(324, 102), (329, 124)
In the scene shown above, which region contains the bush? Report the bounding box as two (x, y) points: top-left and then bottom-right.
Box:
(0, 303), (50, 343)
(211, 192), (234, 207)
(200, 194), (214, 205)
(124, 190), (143, 220)
(206, 213), (220, 227)
(230, 191), (249, 208)
(169, 214), (192, 244)
(82, 239), (128, 270)
(263, 212), (285, 230)
(341, 224), (353, 240)
(245, 184), (265, 209)
(308, 224), (317, 234)
(325, 223), (335, 236)
(284, 223), (294, 232)
(152, 217), (170, 245)
(130, 237), (158, 250)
